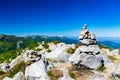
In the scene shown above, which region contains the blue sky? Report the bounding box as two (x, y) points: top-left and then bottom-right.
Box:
(0, 0), (120, 37)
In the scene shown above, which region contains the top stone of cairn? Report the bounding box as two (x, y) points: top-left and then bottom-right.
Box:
(79, 24), (97, 45)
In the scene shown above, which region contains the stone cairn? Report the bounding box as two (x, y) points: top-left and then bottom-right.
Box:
(79, 24), (100, 55)
(69, 24), (103, 69)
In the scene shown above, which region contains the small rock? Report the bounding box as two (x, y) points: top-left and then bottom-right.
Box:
(93, 71), (103, 80)
(112, 64), (120, 80)
(13, 71), (25, 80)
(0, 62), (10, 72)
(108, 49), (119, 56)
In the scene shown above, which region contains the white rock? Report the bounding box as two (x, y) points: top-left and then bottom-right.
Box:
(9, 55), (23, 69)
(3, 77), (12, 80)
(93, 72), (103, 80)
(105, 63), (117, 74)
(97, 54), (111, 66)
(45, 43), (73, 62)
(13, 71), (25, 80)
(112, 64), (120, 80)
(68, 47), (81, 64)
(69, 51), (103, 69)
(90, 32), (96, 40)
(100, 48), (110, 54)
(79, 24), (97, 45)
(25, 59), (49, 80)
(79, 53), (103, 69)
(80, 39), (97, 45)
(79, 45), (100, 54)
(0, 62), (10, 72)
(108, 49), (119, 56)
(38, 44), (44, 49)
(48, 43), (57, 51)
(92, 71), (106, 80)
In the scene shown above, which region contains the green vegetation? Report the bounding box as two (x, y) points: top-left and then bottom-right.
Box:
(0, 34), (42, 53)
(0, 49), (23, 63)
(0, 71), (5, 75)
(35, 48), (42, 52)
(59, 59), (65, 63)
(47, 49), (51, 53)
(0, 41), (16, 53)
(0, 61), (26, 79)
(68, 64), (94, 80)
(96, 66), (106, 72)
(47, 70), (55, 80)
(0, 34), (77, 54)
(47, 58), (57, 63)
(67, 47), (75, 54)
(47, 68), (63, 80)
(119, 50), (120, 54)
(69, 72), (76, 80)
(107, 55), (116, 62)
(52, 40), (60, 45)
(27, 42), (39, 50)
(42, 43), (49, 49)
(109, 76), (115, 80)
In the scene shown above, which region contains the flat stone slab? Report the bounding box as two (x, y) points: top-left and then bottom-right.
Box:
(79, 45), (100, 54)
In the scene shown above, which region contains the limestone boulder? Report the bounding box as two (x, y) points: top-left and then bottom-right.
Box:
(97, 54), (111, 66)
(45, 43), (74, 62)
(69, 52), (103, 70)
(25, 59), (49, 80)
(79, 45), (100, 54)
(80, 39), (97, 45)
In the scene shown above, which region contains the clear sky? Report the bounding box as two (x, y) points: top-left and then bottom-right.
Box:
(0, 0), (120, 37)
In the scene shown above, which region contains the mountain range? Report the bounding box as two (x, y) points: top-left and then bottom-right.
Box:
(0, 34), (120, 53)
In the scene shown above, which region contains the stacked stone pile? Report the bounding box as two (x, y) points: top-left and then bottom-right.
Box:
(69, 24), (103, 69)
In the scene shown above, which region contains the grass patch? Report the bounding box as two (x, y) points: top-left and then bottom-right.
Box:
(47, 49), (51, 53)
(42, 43), (49, 49)
(47, 58), (57, 63)
(96, 66), (106, 72)
(47, 70), (55, 80)
(47, 68), (63, 80)
(59, 59), (65, 63)
(107, 55), (116, 62)
(0, 61), (26, 79)
(68, 65), (94, 80)
(0, 71), (5, 75)
(109, 76), (115, 80)
(67, 47), (75, 54)
(28, 43), (39, 50)
(52, 40), (61, 45)
(0, 49), (23, 63)
(119, 50), (120, 55)
(69, 72), (76, 80)
(35, 48), (42, 52)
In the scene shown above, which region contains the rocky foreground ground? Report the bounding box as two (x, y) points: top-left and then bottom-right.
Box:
(0, 41), (120, 80)
(0, 25), (120, 80)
